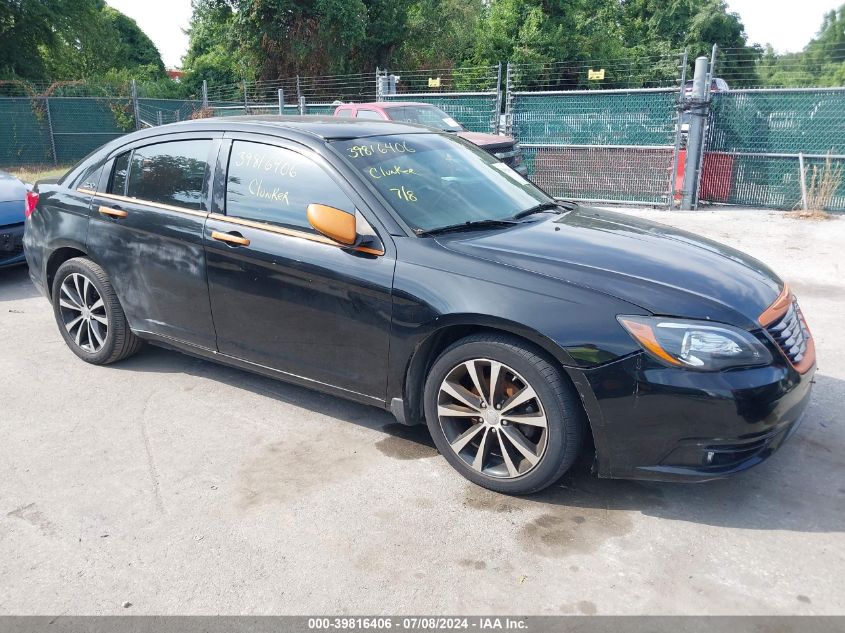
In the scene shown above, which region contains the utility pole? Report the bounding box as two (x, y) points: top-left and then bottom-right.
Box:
(680, 56), (709, 210)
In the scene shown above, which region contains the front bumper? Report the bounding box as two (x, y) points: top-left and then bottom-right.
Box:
(0, 222), (25, 268)
(574, 351), (815, 482)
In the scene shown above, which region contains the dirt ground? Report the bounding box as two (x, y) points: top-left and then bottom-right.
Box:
(0, 207), (842, 615)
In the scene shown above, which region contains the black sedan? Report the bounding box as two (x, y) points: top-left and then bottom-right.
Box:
(23, 117), (815, 494)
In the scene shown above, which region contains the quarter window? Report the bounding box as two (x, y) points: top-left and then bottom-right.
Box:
(335, 109), (353, 118)
(225, 141), (355, 231)
(109, 151), (130, 195)
(126, 140), (211, 210)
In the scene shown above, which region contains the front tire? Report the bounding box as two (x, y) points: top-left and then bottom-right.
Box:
(424, 334), (585, 495)
(51, 257), (142, 365)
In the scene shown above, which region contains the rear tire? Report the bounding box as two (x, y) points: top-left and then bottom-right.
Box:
(51, 257), (142, 365)
(424, 333), (585, 495)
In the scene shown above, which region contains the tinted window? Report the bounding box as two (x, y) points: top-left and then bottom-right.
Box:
(226, 141), (355, 231)
(126, 140), (211, 210)
(356, 109), (383, 120)
(335, 109), (353, 118)
(388, 105), (463, 132)
(109, 151), (130, 195)
(335, 134), (549, 233)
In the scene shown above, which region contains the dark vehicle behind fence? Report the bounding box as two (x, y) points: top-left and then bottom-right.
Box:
(24, 116), (815, 494)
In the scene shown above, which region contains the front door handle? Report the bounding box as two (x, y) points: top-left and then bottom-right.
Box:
(98, 205), (128, 219)
(211, 230), (250, 247)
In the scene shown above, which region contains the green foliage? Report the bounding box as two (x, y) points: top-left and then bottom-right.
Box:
(753, 4), (845, 88)
(181, 0), (243, 94)
(1, 0), (167, 84)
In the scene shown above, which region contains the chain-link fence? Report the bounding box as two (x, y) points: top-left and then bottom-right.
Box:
(700, 87), (845, 211)
(506, 53), (685, 205)
(2, 56), (845, 213)
(378, 65), (501, 133)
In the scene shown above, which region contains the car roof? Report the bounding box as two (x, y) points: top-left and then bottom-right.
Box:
(126, 115), (436, 143)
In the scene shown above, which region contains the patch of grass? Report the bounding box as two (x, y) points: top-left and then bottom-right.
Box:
(3, 164), (71, 184)
(796, 154), (842, 220)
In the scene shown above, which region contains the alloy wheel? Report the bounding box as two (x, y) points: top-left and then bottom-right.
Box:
(58, 272), (109, 353)
(437, 358), (548, 479)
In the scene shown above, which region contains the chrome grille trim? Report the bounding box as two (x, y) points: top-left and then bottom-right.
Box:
(766, 299), (810, 365)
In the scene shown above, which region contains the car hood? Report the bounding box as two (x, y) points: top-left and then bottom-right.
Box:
(457, 131), (514, 150)
(437, 207), (782, 330)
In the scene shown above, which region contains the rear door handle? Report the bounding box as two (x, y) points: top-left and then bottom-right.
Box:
(98, 205), (128, 219)
(211, 230), (250, 247)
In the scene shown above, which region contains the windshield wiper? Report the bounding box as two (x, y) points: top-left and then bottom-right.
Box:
(511, 201), (566, 220)
(416, 219), (519, 237)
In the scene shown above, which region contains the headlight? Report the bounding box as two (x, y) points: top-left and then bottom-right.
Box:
(617, 315), (772, 371)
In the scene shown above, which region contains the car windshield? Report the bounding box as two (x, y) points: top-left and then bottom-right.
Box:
(384, 105), (465, 132)
(333, 133), (552, 233)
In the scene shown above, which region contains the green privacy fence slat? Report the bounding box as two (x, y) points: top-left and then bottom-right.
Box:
(523, 146), (674, 205)
(512, 90), (678, 204)
(48, 98), (130, 163)
(707, 89), (845, 154)
(700, 153), (845, 211)
(136, 98), (205, 125)
(0, 98), (52, 164)
(702, 89), (845, 211)
(510, 90), (678, 145)
(304, 104), (337, 115)
(383, 93), (498, 133)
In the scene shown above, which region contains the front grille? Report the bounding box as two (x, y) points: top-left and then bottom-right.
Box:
(766, 300), (810, 365)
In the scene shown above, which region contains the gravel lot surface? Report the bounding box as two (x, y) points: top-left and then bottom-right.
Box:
(1, 207), (843, 615)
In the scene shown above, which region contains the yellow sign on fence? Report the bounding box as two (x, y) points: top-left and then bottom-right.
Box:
(428, 77), (441, 88)
(588, 68), (605, 80)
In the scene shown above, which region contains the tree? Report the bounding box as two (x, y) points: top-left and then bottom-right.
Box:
(42, 3), (166, 80)
(620, 0), (761, 86)
(181, 0), (244, 94)
(234, 0), (368, 78)
(0, 0), (101, 80)
(754, 4), (845, 88)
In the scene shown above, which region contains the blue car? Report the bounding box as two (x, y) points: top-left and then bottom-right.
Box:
(0, 170), (29, 268)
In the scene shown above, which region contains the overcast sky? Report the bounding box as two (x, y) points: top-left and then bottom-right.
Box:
(106, 0), (839, 69)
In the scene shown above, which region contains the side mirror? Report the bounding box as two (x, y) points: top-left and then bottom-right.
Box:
(306, 204), (358, 246)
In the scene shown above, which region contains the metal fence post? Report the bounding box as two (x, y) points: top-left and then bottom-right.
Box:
(668, 48), (689, 210)
(296, 76), (303, 110)
(44, 97), (58, 165)
(691, 44), (719, 210)
(202, 80), (208, 108)
(298, 96), (306, 115)
(798, 152), (809, 210)
(376, 67), (382, 101)
(157, 110), (163, 126)
(243, 79), (249, 113)
(493, 62), (503, 134)
(131, 79), (140, 130)
(503, 62), (513, 136)
(278, 88), (284, 115)
(680, 56), (709, 210)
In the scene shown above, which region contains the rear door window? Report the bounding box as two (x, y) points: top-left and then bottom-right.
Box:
(225, 140), (355, 231)
(125, 140), (212, 210)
